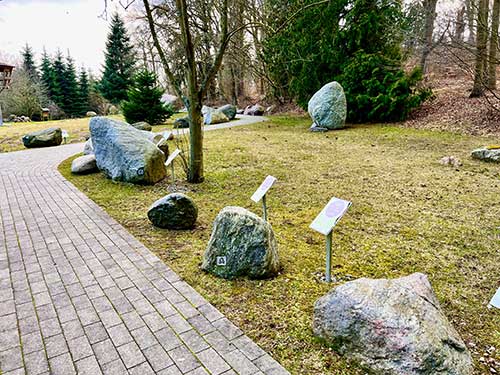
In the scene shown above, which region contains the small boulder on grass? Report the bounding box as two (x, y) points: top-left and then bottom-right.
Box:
(147, 193), (198, 230)
(22, 127), (62, 148)
(71, 155), (98, 174)
(202, 206), (280, 279)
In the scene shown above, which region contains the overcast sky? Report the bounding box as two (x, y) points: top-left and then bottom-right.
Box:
(0, 0), (129, 74)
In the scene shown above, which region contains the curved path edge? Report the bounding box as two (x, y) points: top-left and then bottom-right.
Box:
(0, 116), (290, 375)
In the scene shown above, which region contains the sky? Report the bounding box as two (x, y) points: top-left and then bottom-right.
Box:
(0, 0), (130, 75)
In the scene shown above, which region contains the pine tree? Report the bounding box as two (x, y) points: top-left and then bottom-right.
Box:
(40, 49), (55, 97)
(63, 55), (79, 117)
(99, 13), (135, 104)
(122, 70), (173, 125)
(76, 68), (90, 117)
(51, 51), (66, 112)
(21, 43), (39, 81)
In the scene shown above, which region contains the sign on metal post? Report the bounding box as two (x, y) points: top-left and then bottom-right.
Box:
(165, 148), (181, 182)
(310, 197), (351, 282)
(251, 175), (277, 221)
(488, 287), (500, 309)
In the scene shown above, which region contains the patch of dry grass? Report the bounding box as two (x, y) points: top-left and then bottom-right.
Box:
(60, 116), (500, 374)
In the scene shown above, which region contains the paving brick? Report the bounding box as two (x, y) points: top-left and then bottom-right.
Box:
(180, 330), (210, 354)
(75, 355), (103, 375)
(45, 333), (69, 359)
(92, 339), (119, 365)
(130, 326), (158, 349)
(117, 341), (146, 369)
(143, 344), (173, 372)
(168, 344), (200, 373)
(196, 348), (231, 374)
(68, 335), (94, 361)
(101, 358), (127, 375)
(21, 330), (44, 354)
(0, 346), (24, 372)
(84, 322), (108, 344)
(108, 323), (134, 347)
(24, 349), (49, 374)
(129, 361), (156, 375)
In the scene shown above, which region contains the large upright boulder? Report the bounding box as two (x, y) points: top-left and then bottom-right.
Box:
(22, 128), (62, 148)
(218, 104), (237, 120)
(147, 193), (198, 229)
(308, 81), (347, 130)
(202, 206), (280, 279)
(313, 273), (473, 375)
(89, 117), (166, 184)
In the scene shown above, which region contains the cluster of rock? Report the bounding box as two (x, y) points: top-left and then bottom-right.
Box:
(471, 146), (500, 163)
(8, 115), (31, 123)
(202, 104), (237, 125)
(313, 273), (473, 374)
(439, 155), (462, 168)
(308, 81), (347, 131)
(72, 117), (171, 184)
(22, 127), (62, 148)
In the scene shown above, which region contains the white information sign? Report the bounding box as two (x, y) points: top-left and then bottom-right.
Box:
(251, 175), (277, 203)
(488, 287), (500, 309)
(165, 148), (181, 167)
(310, 197), (351, 236)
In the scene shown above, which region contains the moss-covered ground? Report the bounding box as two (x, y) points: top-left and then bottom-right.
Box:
(59, 116), (499, 374)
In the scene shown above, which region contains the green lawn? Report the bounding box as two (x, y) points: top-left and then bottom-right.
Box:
(60, 116), (499, 374)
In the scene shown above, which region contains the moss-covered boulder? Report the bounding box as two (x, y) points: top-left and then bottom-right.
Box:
(147, 193), (198, 229)
(22, 127), (62, 148)
(313, 273), (473, 375)
(202, 206), (280, 279)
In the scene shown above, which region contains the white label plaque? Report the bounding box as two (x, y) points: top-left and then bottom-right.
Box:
(251, 175), (277, 203)
(165, 148), (181, 167)
(489, 287), (500, 309)
(310, 197), (351, 236)
(216, 256), (227, 266)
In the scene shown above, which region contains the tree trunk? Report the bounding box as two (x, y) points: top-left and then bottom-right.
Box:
(471, 0), (490, 97)
(454, 6), (466, 43)
(466, 0), (476, 44)
(420, 0), (438, 73)
(187, 91), (204, 183)
(488, 0), (500, 89)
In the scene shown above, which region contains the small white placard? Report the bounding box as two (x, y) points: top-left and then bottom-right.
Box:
(165, 148), (181, 166)
(251, 175), (277, 203)
(216, 256), (227, 266)
(488, 287), (500, 309)
(310, 197), (351, 236)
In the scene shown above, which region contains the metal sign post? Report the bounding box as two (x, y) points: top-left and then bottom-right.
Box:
(251, 175), (277, 221)
(165, 148), (181, 183)
(310, 197), (352, 283)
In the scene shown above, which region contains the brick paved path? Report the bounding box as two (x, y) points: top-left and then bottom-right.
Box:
(0, 143), (289, 375)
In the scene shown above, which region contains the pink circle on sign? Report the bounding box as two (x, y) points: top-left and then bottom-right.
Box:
(325, 200), (345, 218)
(261, 177), (274, 190)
